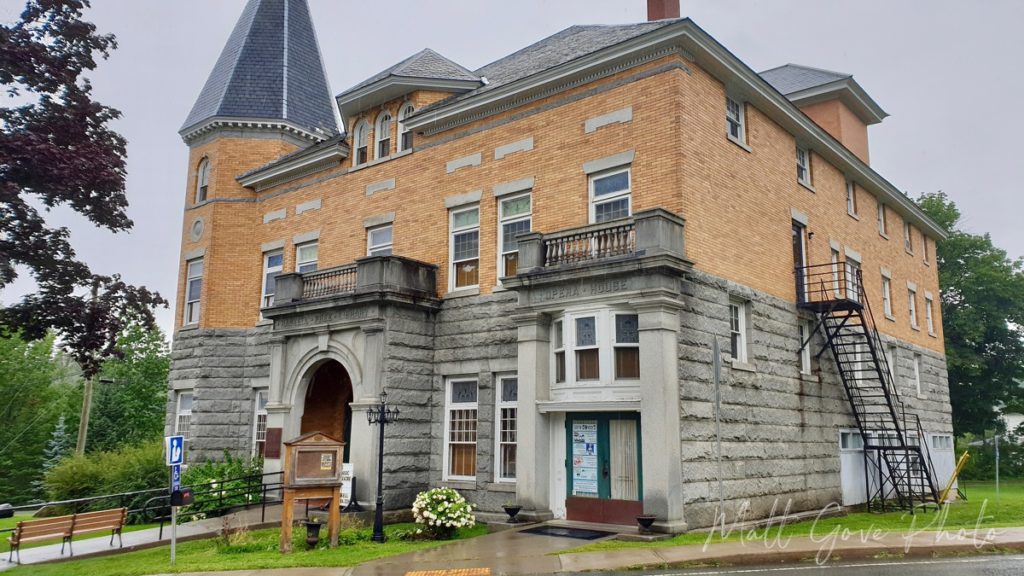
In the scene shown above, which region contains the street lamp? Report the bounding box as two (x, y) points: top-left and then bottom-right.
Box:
(366, 390), (399, 543)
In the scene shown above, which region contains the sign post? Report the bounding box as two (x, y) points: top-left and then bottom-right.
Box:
(165, 435), (185, 565)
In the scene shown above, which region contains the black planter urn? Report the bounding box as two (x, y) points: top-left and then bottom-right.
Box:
(502, 504), (522, 523)
(636, 514), (657, 534)
(303, 521), (323, 548)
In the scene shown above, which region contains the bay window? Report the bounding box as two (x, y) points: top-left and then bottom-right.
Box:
(551, 310), (641, 386)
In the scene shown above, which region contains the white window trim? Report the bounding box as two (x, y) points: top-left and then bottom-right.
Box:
(550, 309), (640, 387)
(882, 276), (893, 318)
(798, 320), (812, 375)
(494, 374), (518, 483)
(846, 179), (858, 218)
(196, 159), (210, 203)
(925, 295), (935, 336)
(930, 434), (953, 451)
(449, 205), (480, 291)
(261, 250), (283, 308)
(252, 389), (268, 458)
(877, 203), (888, 237)
(913, 354), (923, 398)
(903, 220), (914, 254)
(725, 95), (748, 147)
(908, 288), (919, 330)
(183, 258), (203, 325)
(443, 377), (479, 481)
(367, 224), (394, 256)
(374, 111), (392, 160)
(398, 102), (415, 152)
(796, 146), (813, 189)
(295, 241), (318, 273)
(839, 430), (864, 452)
(497, 192), (532, 281)
(885, 344), (898, 390)
(175, 391), (193, 440)
(353, 120), (370, 166)
(729, 299), (749, 364)
(588, 166), (632, 224)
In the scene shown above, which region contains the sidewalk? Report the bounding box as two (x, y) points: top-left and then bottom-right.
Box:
(0, 504), (281, 571)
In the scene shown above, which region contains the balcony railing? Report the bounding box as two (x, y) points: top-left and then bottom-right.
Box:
(514, 208), (687, 275)
(795, 261), (862, 312)
(268, 255), (437, 310)
(302, 264), (358, 299)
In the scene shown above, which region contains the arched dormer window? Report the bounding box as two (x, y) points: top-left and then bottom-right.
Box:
(398, 102), (415, 152)
(374, 111), (392, 159)
(196, 158), (211, 203)
(353, 120), (369, 166)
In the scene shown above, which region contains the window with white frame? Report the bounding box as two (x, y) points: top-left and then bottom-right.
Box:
(498, 193), (531, 278)
(367, 224), (393, 256)
(550, 310), (641, 386)
(885, 343), (898, 388)
(846, 180), (858, 216)
(450, 206), (480, 289)
(253, 390), (268, 458)
(296, 242), (318, 273)
(908, 287), (919, 329)
(353, 120), (369, 166)
(922, 238), (930, 265)
(495, 375), (518, 482)
(931, 434), (953, 450)
(726, 95), (746, 144)
(903, 219), (913, 253)
(553, 320), (566, 384)
(398, 102), (415, 152)
(176, 391), (194, 440)
(798, 320), (812, 374)
(614, 313), (640, 379)
(196, 159), (211, 203)
(589, 167), (631, 223)
(261, 250), (283, 308)
(845, 257), (861, 302)
(913, 353), (923, 397)
(881, 275), (893, 317)
(444, 378), (478, 480)
(925, 295), (935, 335)
(729, 299), (749, 363)
(840, 430), (864, 451)
(374, 111), (392, 159)
(877, 203), (887, 236)
(184, 258), (203, 324)
(796, 146), (811, 186)
(830, 248), (841, 297)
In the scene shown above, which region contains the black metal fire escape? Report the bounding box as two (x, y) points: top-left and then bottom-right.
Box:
(797, 262), (941, 512)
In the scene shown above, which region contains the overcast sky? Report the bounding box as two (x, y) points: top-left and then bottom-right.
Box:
(2, 0), (1022, 338)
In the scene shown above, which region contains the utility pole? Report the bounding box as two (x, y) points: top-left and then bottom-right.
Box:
(75, 280), (100, 456)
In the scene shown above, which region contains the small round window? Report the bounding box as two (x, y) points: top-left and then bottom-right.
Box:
(189, 217), (205, 242)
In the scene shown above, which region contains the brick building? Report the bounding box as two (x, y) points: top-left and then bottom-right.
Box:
(169, 0), (954, 531)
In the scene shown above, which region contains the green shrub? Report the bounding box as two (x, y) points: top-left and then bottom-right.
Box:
(411, 487), (475, 540)
(958, 433), (1024, 480)
(179, 452), (264, 520)
(43, 440), (166, 520)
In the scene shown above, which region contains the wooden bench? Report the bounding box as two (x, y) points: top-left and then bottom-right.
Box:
(7, 507), (126, 564)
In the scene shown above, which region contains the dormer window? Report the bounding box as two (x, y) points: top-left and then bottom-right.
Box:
(196, 158), (211, 203)
(398, 103), (415, 152)
(353, 120), (369, 166)
(375, 112), (392, 159)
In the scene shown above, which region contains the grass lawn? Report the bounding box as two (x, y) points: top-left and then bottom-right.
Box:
(8, 522), (488, 576)
(1, 513), (159, 555)
(565, 479), (1024, 554)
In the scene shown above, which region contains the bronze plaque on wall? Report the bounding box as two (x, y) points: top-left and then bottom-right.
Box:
(264, 428), (283, 459)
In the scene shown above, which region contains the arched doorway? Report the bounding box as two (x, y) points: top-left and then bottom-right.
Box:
(301, 360), (353, 462)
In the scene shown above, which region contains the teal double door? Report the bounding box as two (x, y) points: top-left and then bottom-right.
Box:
(565, 412), (643, 524)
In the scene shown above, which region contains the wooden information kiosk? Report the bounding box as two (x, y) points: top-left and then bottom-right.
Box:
(279, 431), (345, 552)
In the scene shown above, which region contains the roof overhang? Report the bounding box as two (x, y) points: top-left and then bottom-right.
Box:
(783, 78), (888, 125)
(237, 141), (348, 192)
(179, 116), (333, 146)
(405, 19), (945, 240)
(335, 76), (482, 124)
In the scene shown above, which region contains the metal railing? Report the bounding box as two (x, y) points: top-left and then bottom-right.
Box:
(302, 264), (357, 299)
(795, 261), (860, 308)
(543, 219), (636, 267)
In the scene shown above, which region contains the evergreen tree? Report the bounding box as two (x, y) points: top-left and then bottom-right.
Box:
(32, 415), (71, 496)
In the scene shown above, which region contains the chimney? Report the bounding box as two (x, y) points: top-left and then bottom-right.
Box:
(647, 0), (680, 21)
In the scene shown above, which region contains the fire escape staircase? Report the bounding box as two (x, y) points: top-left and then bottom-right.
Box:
(797, 262), (941, 512)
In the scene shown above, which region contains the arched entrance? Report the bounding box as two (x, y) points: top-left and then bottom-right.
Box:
(300, 360), (353, 462)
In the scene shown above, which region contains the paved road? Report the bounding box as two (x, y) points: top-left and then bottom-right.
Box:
(574, 554), (1024, 576)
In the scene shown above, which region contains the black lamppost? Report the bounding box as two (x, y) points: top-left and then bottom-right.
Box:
(366, 390), (399, 543)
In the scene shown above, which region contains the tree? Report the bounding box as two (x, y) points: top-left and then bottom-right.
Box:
(0, 0), (166, 377)
(32, 415), (71, 494)
(917, 192), (1024, 435)
(0, 330), (80, 503)
(88, 324), (170, 453)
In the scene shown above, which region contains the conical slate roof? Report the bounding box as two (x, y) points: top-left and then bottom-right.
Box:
(181, 0), (338, 138)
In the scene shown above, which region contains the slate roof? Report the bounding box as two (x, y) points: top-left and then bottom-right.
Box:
(181, 0), (338, 137)
(338, 49), (479, 99)
(759, 64), (851, 96)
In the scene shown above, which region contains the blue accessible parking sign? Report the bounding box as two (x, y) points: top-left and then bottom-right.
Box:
(171, 464), (181, 492)
(165, 435), (184, 466)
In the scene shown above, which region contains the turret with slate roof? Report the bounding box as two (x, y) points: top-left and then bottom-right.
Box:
(180, 0), (339, 145)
